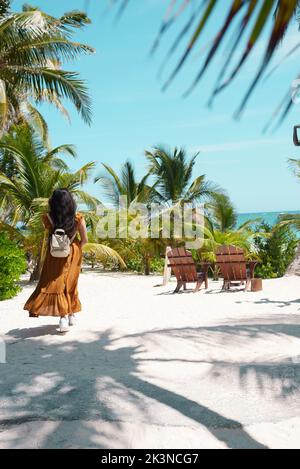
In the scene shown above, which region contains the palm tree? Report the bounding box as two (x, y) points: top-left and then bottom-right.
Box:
(207, 193), (238, 233)
(0, 124), (83, 223)
(0, 2), (94, 134)
(110, 0), (300, 125)
(95, 159), (172, 275)
(146, 146), (219, 205)
(95, 160), (152, 207)
(0, 124), (127, 280)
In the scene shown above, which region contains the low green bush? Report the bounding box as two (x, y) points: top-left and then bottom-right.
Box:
(0, 233), (26, 300)
(150, 257), (165, 274)
(254, 222), (298, 279)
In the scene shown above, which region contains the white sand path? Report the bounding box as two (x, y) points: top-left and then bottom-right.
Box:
(1, 272), (300, 449)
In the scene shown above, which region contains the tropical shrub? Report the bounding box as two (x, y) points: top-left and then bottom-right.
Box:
(0, 232), (26, 300)
(150, 257), (165, 274)
(254, 222), (298, 279)
(123, 251), (164, 274)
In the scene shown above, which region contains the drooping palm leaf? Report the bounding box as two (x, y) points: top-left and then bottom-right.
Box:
(0, 4), (94, 132)
(111, 0), (300, 123)
(206, 193), (238, 232)
(83, 242), (126, 269)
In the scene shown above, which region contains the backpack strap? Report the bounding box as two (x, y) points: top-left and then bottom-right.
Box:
(47, 213), (78, 243)
(69, 232), (77, 244)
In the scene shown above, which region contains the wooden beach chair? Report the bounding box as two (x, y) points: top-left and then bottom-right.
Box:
(167, 247), (208, 294)
(216, 245), (258, 292)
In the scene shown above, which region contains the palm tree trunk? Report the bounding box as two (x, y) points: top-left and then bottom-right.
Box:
(144, 253), (151, 276)
(30, 232), (47, 282)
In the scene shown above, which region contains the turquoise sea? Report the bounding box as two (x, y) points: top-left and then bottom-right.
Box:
(237, 211), (300, 227)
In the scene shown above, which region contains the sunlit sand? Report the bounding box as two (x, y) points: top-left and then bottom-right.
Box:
(1, 272), (300, 449)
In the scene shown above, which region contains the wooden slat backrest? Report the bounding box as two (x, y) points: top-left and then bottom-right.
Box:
(216, 245), (247, 281)
(167, 248), (198, 283)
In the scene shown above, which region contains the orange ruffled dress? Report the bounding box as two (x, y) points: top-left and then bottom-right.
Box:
(24, 213), (84, 318)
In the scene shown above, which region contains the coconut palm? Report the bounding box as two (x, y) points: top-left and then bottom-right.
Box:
(146, 146), (219, 205)
(0, 124), (126, 279)
(207, 193), (238, 232)
(0, 2), (94, 134)
(95, 160), (152, 207)
(110, 0), (300, 125)
(0, 124), (82, 223)
(0, 124), (97, 276)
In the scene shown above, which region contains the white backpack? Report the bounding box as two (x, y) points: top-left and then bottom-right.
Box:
(47, 214), (77, 258)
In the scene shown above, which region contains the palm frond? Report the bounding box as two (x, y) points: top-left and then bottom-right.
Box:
(112, 0), (300, 123)
(83, 242), (126, 269)
(23, 103), (49, 144)
(6, 67), (92, 125)
(0, 5), (93, 131)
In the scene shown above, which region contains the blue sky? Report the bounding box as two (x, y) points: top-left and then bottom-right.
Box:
(12, 0), (300, 213)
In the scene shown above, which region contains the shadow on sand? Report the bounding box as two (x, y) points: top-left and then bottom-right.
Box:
(0, 324), (274, 449)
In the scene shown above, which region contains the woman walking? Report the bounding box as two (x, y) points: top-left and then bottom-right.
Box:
(24, 189), (88, 332)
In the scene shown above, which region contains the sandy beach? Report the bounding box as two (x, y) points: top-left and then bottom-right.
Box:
(1, 271), (300, 449)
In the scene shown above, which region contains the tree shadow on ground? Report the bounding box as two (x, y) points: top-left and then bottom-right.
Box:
(121, 321), (300, 399)
(8, 325), (59, 340)
(236, 298), (300, 309)
(0, 327), (267, 449)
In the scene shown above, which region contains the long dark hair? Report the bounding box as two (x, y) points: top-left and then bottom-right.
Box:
(49, 189), (77, 237)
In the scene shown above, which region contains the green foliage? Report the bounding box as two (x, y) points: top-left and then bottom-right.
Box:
(120, 248), (164, 274)
(0, 232), (26, 300)
(83, 242), (126, 270)
(150, 257), (165, 274)
(125, 255), (144, 274)
(207, 193), (237, 232)
(146, 146), (219, 205)
(102, 237), (164, 275)
(254, 222), (298, 279)
(199, 226), (258, 263)
(95, 160), (152, 207)
(0, 2), (93, 132)
(0, 123), (101, 280)
(0, 123), (98, 225)
(0, 1), (10, 16)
